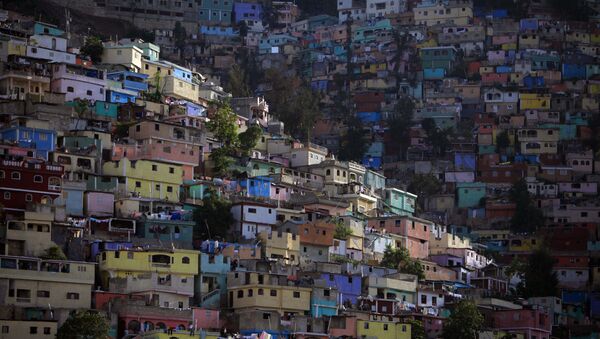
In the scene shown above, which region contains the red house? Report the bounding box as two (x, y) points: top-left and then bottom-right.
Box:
(486, 308), (552, 339)
(0, 158), (63, 213)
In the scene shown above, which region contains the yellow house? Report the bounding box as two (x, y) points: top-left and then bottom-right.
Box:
(259, 231), (300, 265)
(507, 236), (541, 252)
(4, 210), (54, 257)
(0, 68), (50, 101)
(163, 75), (199, 102)
(518, 33), (539, 49)
(582, 96), (599, 112)
(141, 58), (174, 79)
(566, 31), (590, 44)
(140, 330), (220, 339)
(357, 320), (411, 339)
(226, 271), (311, 315)
(102, 158), (183, 201)
(430, 233), (471, 254)
(413, 2), (473, 26)
(519, 93), (550, 110)
(0, 255), (95, 309)
(0, 320), (57, 338)
(101, 44), (143, 72)
(98, 249), (199, 308)
(0, 36), (28, 61)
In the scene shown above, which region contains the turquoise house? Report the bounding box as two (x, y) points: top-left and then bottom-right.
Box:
(457, 182), (486, 209)
(311, 285), (338, 317)
(196, 253), (231, 308)
(383, 188), (417, 216)
(420, 46), (458, 72)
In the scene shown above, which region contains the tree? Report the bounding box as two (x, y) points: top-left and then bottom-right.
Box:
(510, 178), (544, 233)
(57, 311), (110, 339)
(192, 187), (234, 241)
(40, 246), (67, 260)
(407, 174), (442, 211)
(207, 102), (240, 177)
(173, 21), (187, 60)
(388, 96), (415, 159)
(380, 246), (425, 280)
(238, 124), (263, 157)
(334, 223), (353, 240)
(496, 130), (510, 153)
(585, 112), (600, 154)
(421, 118), (453, 156)
(338, 116), (368, 162)
(442, 300), (483, 339)
(81, 36), (103, 63)
(226, 64), (252, 97)
(519, 248), (559, 298)
(405, 319), (426, 339)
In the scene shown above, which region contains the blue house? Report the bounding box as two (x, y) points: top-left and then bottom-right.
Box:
(200, 26), (239, 37)
(90, 240), (133, 261)
(259, 34), (298, 54)
(34, 22), (64, 36)
(93, 101), (119, 119)
(138, 215), (195, 248)
(321, 273), (362, 306)
(197, 252), (231, 308)
(239, 176), (272, 199)
(107, 71), (149, 93)
(423, 68), (446, 80)
(457, 182), (486, 209)
(106, 87), (137, 104)
(562, 64), (587, 80)
(311, 285), (338, 317)
(0, 125), (56, 160)
(523, 75), (545, 89)
(454, 153), (476, 171)
(519, 18), (538, 31)
(233, 2), (263, 23)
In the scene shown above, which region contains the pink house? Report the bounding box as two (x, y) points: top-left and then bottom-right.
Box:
(329, 315), (357, 337)
(270, 183), (291, 202)
(492, 34), (517, 46)
(367, 215), (431, 259)
(112, 141), (200, 180)
(482, 73), (509, 86)
(192, 307), (220, 330)
(84, 191), (115, 217)
(487, 50), (508, 65)
(51, 63), (106, 102)
(488, 308), (552, 339)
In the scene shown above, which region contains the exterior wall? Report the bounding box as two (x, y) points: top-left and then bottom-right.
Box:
(228, 284), (311, 314)
(0, 256), (95, 309)
(101, 46), (143, 72)
(357, 320), (411, 339)
(4, 214), (53, 256)
(84, 192), (115, 217)
(231, 203), (277, 239)
(102, 159), (183, 201)
(0, 320), (57, 338)
(260, 231), (300, 265)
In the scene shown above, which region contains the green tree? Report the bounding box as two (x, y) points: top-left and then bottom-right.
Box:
(40, 245), (67, 260)
(173, 21), (187, 60)
(57, 311), (110, 339)
(207, 102), (240, 177)
(496, 130), (510, 153)
(405, 319), (426, 339)
(519, 248), (559, 298)
(81, 36), (103, 63)
(407, 174), (442, 211)
(510, 178), (544, 233)
(226, 64), (252, 97)
(421, 118), (453, 156)
(442, 300), (483, 339)
(585, 112), (600, 154)
(334, 223), (353, 239)
(192, 188), (234, 241)
(380, 246), (425, 280)
(338, 116), (368, 162)
(388, 96), (415, 159)
(238, 124), (263, 157)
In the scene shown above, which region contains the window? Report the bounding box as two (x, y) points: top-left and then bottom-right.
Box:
(169, 167), (175, 174)
(237, 290), (244, 298)
(30, 327), (37, 334)
(152, 165), (158, 171)
(0, 171), (3, 179)
(11, 172), (20, 180)
(167, 186), (173, 193)
(248, 289), (253, 297)
(155, 124), (160, 131)
(258, 288), (264, 295)
(128, 252), (134, 259)
(135, 181), (141, 188)
(182, 257), (190, 264)
(270, 289), (277, 296)
(248, 208), (257, 213)
(421, 295), (427, 304)
(37, 290), (50, 298)
(383, 324), (388, 331)
(1, 326), (8, 334)
(25, 194), (32, 202)
(364, 322), (369, 329)
(115, 251), (120, 258)
(67, 86), (74, 92)
(324, 289), (330, 297)
(86, 90), (92, 96)
(4, 192), (10, 200)
(293, 291), (300, 298)
(67, 292), (80, 300)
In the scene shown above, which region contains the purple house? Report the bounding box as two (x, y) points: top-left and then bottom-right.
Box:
(321, 273), (362, 306)
(234, 2), (263, 23)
